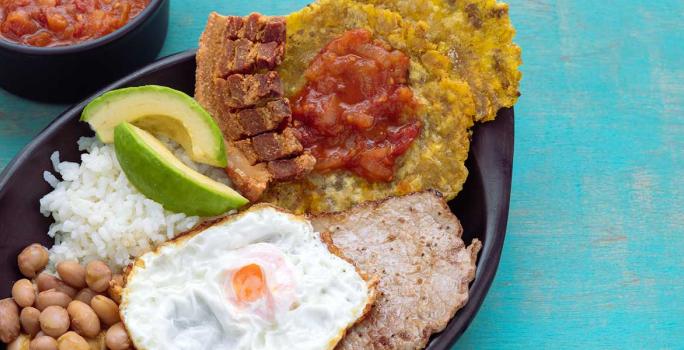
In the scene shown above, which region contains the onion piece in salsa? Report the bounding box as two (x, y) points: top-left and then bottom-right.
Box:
(0, 0), (149, 47)
(291, 29), (421, 182)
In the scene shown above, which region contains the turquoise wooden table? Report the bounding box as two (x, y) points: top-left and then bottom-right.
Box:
(1, 0), (683, 348)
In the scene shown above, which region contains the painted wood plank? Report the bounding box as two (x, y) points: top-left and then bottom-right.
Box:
(458, 0), (684, 348)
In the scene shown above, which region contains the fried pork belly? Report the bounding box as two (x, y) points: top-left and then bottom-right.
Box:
(196, 12), (314, 201)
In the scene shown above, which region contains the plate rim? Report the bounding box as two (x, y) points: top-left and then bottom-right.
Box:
(0, 49), (512, 349)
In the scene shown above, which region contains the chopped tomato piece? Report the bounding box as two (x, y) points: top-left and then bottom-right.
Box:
(2, 10), (38, 37)
(46, 11), (68, 32)
(25, 31), (53, 46)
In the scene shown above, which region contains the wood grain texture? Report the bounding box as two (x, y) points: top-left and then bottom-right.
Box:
(1, 0), (682, 348)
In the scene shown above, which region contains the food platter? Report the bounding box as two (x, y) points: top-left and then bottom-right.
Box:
(0, 50), (513, 348)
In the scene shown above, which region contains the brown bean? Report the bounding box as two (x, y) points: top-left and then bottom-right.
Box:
(12, 278), (36, 307)
(36, 273), (59, 292)
(74, 288), (99, 305)
(57, 331), (89, 350)
(39, 306), (69, 338)
(0, 298), (20, 343)
(66, 300), (100, 338)
(90, 295), (120, 327)
(56, 261), (86, 289)
(6, 333), (29, 350)
(53, 284), (77, 299)
(20, 307), (41, 337)
(36, 290), (72, 311)
(30, 335), (58, 350)
(108, 274), (124, 304)
(17, 244), (49, 278)
(36, 274), (77, 298)
(85, 260), (112, 293)
(105, 323), (131, 350)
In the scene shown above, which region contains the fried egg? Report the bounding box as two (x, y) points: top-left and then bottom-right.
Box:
(120, 205), (374, 350)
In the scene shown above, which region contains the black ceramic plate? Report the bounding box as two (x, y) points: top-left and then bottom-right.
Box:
(0, 50), (513, 349)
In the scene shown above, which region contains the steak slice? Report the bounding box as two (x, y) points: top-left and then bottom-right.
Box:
(310, 191), (481, 350)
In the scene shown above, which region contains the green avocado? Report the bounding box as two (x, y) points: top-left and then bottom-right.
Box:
(114, 122), (248, 217)
(81, 85), (227, 168)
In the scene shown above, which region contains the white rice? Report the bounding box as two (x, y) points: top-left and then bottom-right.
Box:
(40, 136), (231, 271)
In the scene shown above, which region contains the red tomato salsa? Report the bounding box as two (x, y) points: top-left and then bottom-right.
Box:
(291, 29), (421, 182)
(0, 0), (149, 47)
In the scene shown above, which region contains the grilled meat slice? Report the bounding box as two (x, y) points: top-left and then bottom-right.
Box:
(310, 191), (481, 350)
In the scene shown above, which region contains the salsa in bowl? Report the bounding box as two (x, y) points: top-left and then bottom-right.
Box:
(0, 0), (167, 102)
(0, 0), (150, 47)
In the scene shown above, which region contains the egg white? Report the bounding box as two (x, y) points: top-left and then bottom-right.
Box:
(121, 205), (371, 350)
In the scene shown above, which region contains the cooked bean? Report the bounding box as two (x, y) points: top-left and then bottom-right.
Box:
(30, 335), (58, 350)
(105, 323), (131, 350)
(20, 307), (41, 337)
(56, 261), (86, 289)
(74, 288), (99, 305)
(66, 300), (100, 338)
(39, 306), (69, 338)
(57, 331), (89, 350)
(90, 295), (120, 326)
(108, 274), (124, 304)
(0, 298), (20, 343)
(53, 284), (77, 299)
(35, 273), (59, 292)
(12, 278), (36, 307)
(17, 244), (49, 278)
(85, 260), (112, 293)
(36, 290), (71, 311)
(6, 334), (29, 350)
(36, 274), (77, 298)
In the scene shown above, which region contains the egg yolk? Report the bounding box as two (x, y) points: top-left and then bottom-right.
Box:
(232, 263), (267, 303)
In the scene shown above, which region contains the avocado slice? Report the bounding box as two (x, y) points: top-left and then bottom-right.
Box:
(114, 122), (248, 216)
(82, 85), (227, 168)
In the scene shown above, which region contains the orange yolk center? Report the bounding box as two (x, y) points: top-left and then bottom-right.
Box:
(232, 263), (267, 303)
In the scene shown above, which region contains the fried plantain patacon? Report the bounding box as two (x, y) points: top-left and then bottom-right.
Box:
(262, 0), (521, 213)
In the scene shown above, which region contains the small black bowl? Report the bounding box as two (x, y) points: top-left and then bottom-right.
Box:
(0, 0), (169, 103)
(0, 50), (512, 348)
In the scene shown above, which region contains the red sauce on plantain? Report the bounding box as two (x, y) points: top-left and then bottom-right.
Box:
(0, 0), (149, 47)
(291, 28), (421, 182)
